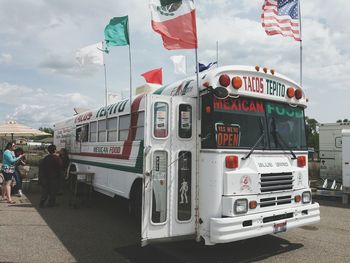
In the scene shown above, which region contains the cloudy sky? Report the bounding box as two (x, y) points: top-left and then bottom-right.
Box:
(0, 0), (349, 128)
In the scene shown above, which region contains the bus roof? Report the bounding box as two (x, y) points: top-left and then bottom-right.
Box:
(153, 65), (305, 107)
(55, 65), (306, 127)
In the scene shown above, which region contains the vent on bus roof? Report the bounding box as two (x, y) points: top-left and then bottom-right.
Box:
(260, 172), (293, 193)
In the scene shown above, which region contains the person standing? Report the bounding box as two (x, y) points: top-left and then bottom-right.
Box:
(1, 142), (24, 204)
(58, 148), (70, 194)
(13, 147), (26, 197)
(39, 144), (62, 208)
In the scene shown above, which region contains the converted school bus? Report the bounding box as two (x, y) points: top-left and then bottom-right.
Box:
(54, 65), (320, 245)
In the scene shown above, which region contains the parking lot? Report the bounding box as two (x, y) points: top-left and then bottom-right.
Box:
(1, 184), (349, 263)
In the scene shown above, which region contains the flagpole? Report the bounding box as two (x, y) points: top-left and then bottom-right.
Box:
(127, 20), (133, 113)
(103, 42), (109, 119)
(104, 63), (108, 108)
(299, 0), (302, 87)
(194, 47), (200, 243)
(216, 40), (219, 67)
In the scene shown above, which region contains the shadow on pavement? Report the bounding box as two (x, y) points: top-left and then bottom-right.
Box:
(313, 196), (350, 209)
(26, 184), (303, 263)
(116, 235), (303, 263)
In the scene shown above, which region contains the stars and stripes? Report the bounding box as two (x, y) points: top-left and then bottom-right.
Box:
(261, 0), (301, 41)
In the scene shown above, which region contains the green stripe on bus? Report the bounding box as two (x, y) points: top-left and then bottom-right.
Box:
(153, 85), (168, 95)
(71, 141), (144, 174)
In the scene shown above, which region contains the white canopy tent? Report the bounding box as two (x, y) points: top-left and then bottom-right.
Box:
(0, 121), (51, 141)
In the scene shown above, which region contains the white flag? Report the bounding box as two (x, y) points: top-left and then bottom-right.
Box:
(170, 55), (186, 75)
(76, 42), (104, 65)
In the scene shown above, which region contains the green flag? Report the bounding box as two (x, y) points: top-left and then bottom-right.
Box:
(104, 16), (129, 49)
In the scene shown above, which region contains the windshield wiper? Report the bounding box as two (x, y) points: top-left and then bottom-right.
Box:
(242, 131), (265, 160)
(270, 118), (297, 160)
(273, 131), (297, 159)
(242, 118), (265, 160)
(200, 132), (212, 141)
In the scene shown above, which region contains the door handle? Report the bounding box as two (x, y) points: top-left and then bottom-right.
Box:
(345, 162), (349, 165)
(144, 145), (152, 156)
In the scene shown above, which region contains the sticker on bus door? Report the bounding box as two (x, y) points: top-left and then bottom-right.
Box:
(181, 111), (191, 129)
(156, 111), (166, 128)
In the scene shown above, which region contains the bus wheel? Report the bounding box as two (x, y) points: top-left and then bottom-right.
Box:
(129, 180), (142, 221)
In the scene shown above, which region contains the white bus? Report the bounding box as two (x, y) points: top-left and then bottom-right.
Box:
(54, 65), (320, 246)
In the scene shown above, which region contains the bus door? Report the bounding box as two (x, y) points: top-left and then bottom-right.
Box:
(142, 95), (197, 245)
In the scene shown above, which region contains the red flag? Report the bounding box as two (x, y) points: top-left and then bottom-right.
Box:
(141, 68), (163, 84)
(150, 0), (198, 50)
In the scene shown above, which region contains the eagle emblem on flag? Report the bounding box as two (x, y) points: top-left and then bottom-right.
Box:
(158, 0), (183, 16)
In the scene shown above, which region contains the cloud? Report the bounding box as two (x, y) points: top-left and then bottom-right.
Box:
(0, 53), (13, 64)
(0, 82), (92, 128)
(38, 53), (100, 77)
(0, 0), (349, 124)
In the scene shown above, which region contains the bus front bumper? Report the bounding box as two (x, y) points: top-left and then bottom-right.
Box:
(209, 202), (320, 244)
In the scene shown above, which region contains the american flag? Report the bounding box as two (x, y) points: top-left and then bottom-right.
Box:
(261, 0), (301, 41)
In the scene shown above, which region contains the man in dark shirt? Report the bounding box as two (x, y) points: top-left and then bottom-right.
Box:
(39, 144), (62, 207)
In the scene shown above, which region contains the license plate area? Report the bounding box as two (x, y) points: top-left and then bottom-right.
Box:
(273, 221), (287, 233)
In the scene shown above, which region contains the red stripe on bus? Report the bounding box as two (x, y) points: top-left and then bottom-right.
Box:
(70, 94), (145, 161)
(121, 94), (145, 159)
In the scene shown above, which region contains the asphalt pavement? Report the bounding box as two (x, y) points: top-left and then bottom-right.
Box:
(1, 183), (350, 263)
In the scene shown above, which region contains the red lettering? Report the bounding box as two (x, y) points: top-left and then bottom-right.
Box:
(223, 133), (229, 145)
(242, 100), (249, 112)
(243, 76), (248, 90)
(252, 77), (257, 91)
(233, 134), (239, 146)
(214, 98), (222, 109)
(224, 100), (231, 111)
(258, 78), (264, 93)
(256, 102), (264, 112)
(248, 77), (252, 91)
(231, 100), (238, 111)
(250, 101), (256, 112)
(217, 133), (223, 145)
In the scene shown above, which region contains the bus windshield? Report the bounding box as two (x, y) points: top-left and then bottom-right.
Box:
(201, 93), (307, 150)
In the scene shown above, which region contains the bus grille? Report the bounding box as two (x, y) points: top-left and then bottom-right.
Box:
(260, 195), (292, 207)
(260, 172), (294, 193)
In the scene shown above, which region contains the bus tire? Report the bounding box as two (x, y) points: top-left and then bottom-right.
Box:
(129, 179), (142, 220)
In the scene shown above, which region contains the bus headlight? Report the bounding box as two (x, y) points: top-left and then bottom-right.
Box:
(234, 199), (248, 214)
(302, 191), (311, 203)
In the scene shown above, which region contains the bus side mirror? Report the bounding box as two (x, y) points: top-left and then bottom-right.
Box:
(212, 86), (229, 99)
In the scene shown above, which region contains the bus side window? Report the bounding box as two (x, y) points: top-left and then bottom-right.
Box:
(178, 104), (192, 139)
(81, 124), (89, 142)
(119, 115), (130, 141)
(135, 111), (145, 140)
(107, 117), (118, 142)
(90, 121), (97, 142)
(98, 119), (106, 142)
(76, 126), (82, 142)
(153, 102), (168, 138)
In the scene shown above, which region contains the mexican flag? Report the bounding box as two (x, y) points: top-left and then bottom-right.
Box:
(150, 0), (198, 50)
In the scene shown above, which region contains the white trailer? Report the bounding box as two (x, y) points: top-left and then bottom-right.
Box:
(319, 123), (350, 183)
(341, 130), (350, 203)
